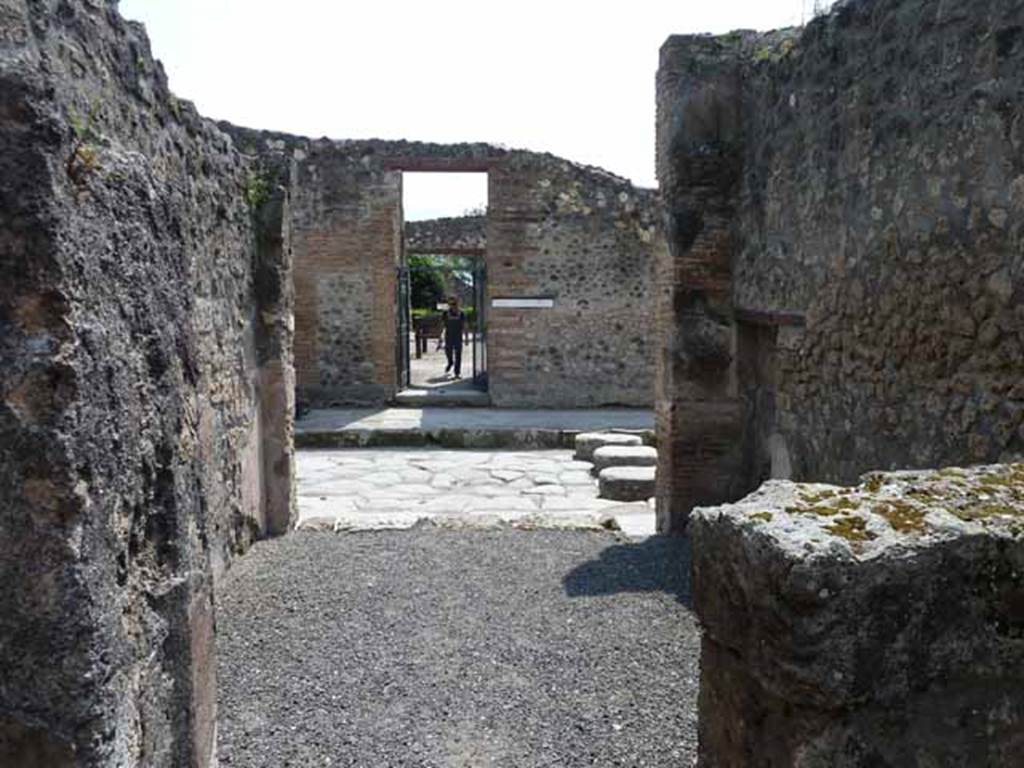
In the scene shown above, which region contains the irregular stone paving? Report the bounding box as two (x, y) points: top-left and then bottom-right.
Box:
(298, 448), (656, 535)
(217, 529), (699, 767)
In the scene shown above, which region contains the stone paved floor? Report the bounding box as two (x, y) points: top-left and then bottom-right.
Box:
(298, 448), (656, 536)
(217, 529), (699, 767)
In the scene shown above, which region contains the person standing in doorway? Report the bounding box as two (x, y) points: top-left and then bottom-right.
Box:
(443, 296), (466, 379)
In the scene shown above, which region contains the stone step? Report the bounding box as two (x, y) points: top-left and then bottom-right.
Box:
(591, 445), (659, 474)
(298, 408), (655, 450)
(599, 466), (657, 502)
(394, 388), (491, 408)
(574, 431), (644, 461)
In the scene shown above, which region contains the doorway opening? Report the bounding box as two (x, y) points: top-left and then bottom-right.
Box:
(397, 254), (486, 391)
(396, 170), (489, 405)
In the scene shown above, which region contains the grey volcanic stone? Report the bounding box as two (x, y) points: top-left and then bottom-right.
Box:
(574, 431), (644, 461)
(690, 464), (1024, 767)
(406, 215), (486, 252)
(592, 445), (659, 473)
(599, 466), (657, 502)
(0, 2), (293, 765)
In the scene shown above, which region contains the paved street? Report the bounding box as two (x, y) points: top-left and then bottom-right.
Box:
(217, 529), (699, 767)
(297, 448), (656, 537)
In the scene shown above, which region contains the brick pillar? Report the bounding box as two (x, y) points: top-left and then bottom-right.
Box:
(254, 187), (296, 535)
(655, 36), (748, 533)
(486, 158), (540, 406)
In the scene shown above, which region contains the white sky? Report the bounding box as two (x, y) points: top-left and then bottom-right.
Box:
(118, 0), (833, 219)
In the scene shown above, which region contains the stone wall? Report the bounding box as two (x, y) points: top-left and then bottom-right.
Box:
(229, 130), (663, 408)
(488, 151), (662, 407)
(691, 464), (1024, 765)
(288, 141), (403, 407)
(406, 215), (486, 253)
(0, 2), (294, 766)
(656, 0), (1024, 531)
(736, 0), (1024, 483)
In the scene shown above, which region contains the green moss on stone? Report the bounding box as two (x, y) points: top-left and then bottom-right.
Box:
(954, 503), (1023, 523)
(874, 501), (927, 533)
(788, 497), (860, 518)
(801, 490), (836, 504)
(749, 512), (774, 523)
(863, 475), (884, 493)
(825, 515), (877, 543)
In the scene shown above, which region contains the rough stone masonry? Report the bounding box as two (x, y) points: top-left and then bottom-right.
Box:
(0, 2), (294, 765)
(658, 0), (1024, 764)
(691, 463), (1024, 766)
(656, 0), (1024, 533)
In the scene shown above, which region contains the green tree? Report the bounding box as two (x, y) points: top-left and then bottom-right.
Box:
(409, 255), (446, 310)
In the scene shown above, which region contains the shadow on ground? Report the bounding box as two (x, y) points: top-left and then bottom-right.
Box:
(562, 534), (692, 607)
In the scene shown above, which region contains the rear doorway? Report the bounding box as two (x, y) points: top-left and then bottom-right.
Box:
(396, 171), (488, 406)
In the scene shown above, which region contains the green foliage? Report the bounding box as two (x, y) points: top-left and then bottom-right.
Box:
(412, 305), (478, 328)
(753, 37), (796, 64)
(410, 265), (446, 311)
(67, 99), (102, 187)
(244, 171), (272, 212)
(407, 254), (480, 314)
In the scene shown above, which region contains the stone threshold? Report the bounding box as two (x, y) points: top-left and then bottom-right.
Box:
(296, 407), (656, 449)
(394, 387), (491, 407)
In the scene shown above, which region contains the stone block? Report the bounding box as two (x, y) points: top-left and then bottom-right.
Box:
(574, 432), (643, 461)
(690, 464), (1024, 767)
(598, 466), (657, 502)
(592, 445), (659, 473)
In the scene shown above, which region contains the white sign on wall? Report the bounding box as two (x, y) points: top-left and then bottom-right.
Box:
(491, 297), (555, 309)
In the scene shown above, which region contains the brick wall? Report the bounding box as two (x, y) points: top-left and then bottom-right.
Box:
(289, 150), (402, 406)
(488, 152), (661, 408)
(229, 132), (663, 409)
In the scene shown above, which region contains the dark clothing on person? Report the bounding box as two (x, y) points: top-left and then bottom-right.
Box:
(445, 342), (463, 377)
(443, 309), (466, 376)
(443, 310), (465, 345)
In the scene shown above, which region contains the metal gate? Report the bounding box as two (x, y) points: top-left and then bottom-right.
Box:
(471, 262), (487, 388)
(396, 260), (487, 389)
(396, 265), (412, 388)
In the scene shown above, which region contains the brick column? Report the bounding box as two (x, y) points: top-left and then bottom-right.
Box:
(254, 187), (296, 535)
(655, 36), (747, 533)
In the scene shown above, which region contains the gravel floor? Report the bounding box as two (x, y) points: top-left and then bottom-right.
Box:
(216, 527), (699, 767)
